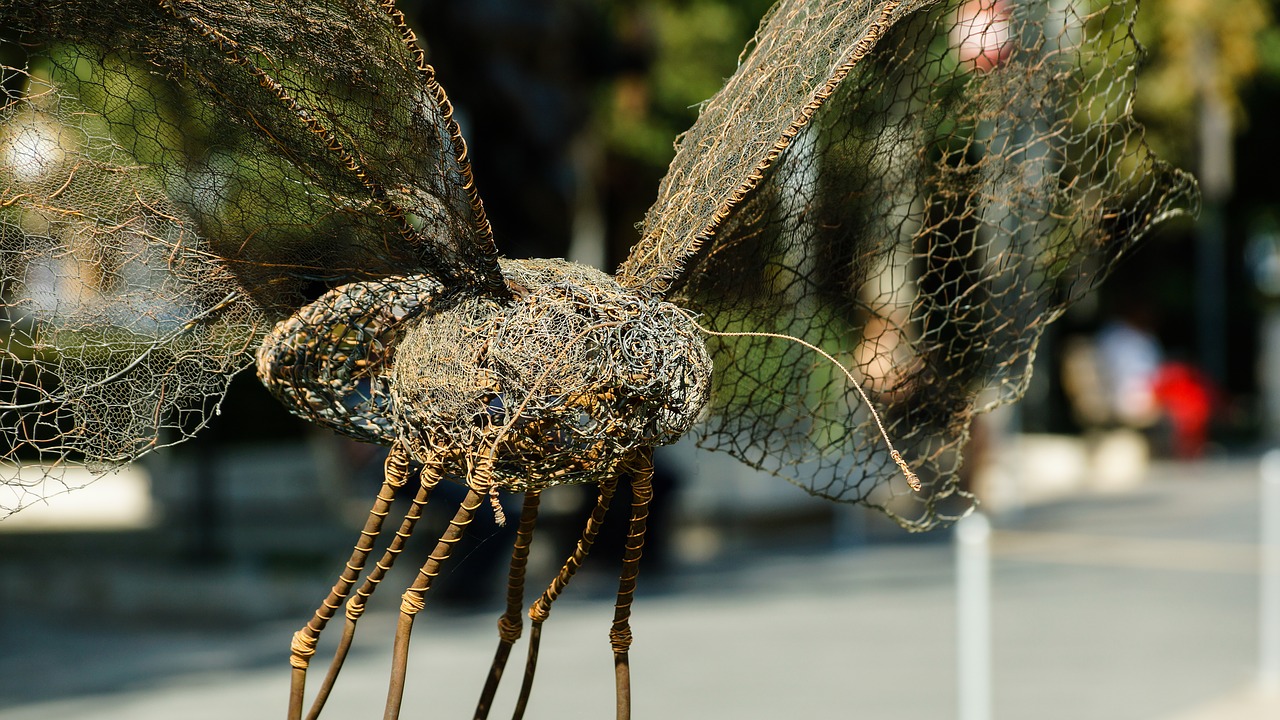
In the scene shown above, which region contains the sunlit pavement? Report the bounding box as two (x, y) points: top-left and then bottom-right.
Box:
(1166, 687), (1280, 720)
(3, 457), (1280, 719)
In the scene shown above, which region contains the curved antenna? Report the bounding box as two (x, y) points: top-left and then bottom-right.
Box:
(690, 319), (921, 492)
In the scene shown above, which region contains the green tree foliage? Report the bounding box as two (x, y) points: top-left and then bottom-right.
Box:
(603, 0), (775, 169)
(1134, 0), (1275, 166)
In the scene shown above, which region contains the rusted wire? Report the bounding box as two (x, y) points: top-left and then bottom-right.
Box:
(509, 477), (618, 720)
(610, 451), (654, 720)
(473, 491), (541, 720)
(286, 442), (411, 720)
(303, 451), (441, 720)
(385, 461), (486, 720)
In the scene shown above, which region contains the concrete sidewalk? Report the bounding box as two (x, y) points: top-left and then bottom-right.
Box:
(1167, 687), (1280, 720)
(2, 457), (1278, 719)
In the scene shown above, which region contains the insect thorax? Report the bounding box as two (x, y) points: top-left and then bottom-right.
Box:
(390, 258), (711, 491)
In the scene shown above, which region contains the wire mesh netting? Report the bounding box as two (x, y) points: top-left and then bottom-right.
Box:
(0, 0), (1196, 530)
(0, 0), (504, 513)
(621, 0), (1198, 526)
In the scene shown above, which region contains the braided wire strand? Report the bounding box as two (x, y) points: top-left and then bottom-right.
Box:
(303, 450), (442, 720)
(528, 477), (619, 624)
(610, 451), (654, 655)
(289, 443), (411, 670)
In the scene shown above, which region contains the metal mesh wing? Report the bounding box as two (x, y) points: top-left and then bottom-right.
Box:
(617, 0), (1200, 528)
(0, 0), (504, 514)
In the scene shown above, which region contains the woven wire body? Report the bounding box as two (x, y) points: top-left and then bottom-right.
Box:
(390, 259), (712, 490)
(257, 259), (712, 491)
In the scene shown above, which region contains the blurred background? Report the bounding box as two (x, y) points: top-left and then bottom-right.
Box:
(3, 0), (1280, 718)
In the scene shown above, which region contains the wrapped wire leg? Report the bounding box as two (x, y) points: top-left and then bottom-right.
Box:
(611, 451), (654, 720)
(303, 453), (444, 720)
(383, 457), (491, 720)
(511, 477), (619, 720)
(473, 491), (542, 720)
(287, 442), (415, 720)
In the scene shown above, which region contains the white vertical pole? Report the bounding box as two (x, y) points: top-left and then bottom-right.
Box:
(1259, 451), (1280, 694)
(957, 511), (993, 720)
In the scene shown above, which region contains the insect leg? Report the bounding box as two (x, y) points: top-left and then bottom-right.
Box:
(473, 491), (542, 720)
(383, 458), (488, 720)
(287, 442), (414, 720)
(510, 477), (619, 720)
(611, 450), (654, 720)
(303, 451), (443, 720)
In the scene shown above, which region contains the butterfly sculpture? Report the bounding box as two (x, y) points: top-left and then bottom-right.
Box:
(0, 0), (1197, 718)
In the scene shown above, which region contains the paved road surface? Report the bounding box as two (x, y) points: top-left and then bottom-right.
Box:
(2, 458), (1278, 719)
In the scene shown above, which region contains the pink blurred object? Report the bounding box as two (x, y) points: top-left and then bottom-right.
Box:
(953, 0), (1014, 71)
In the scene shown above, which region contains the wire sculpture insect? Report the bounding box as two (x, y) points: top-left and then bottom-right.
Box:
(0, 0), (1197, 718)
